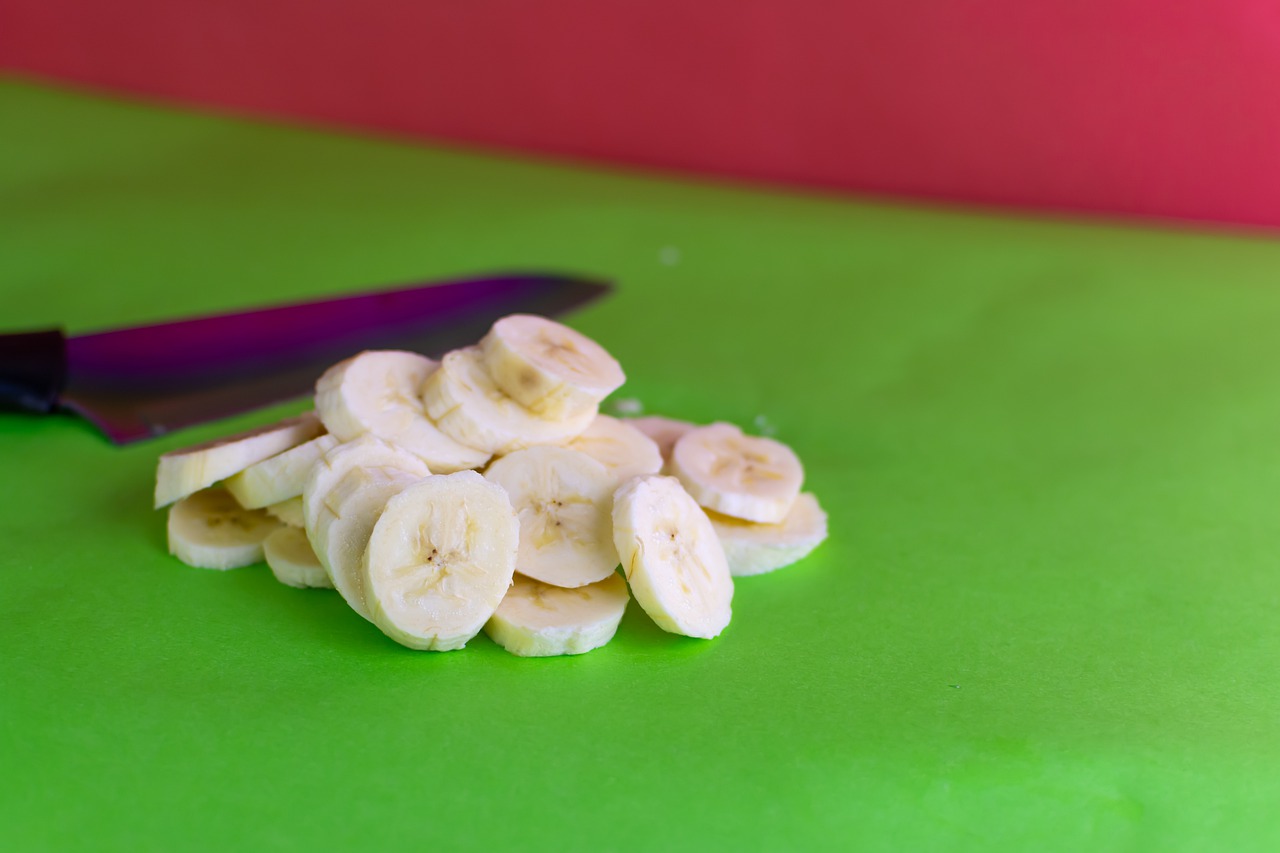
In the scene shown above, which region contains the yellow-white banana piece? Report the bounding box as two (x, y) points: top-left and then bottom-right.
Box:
(421, 346), (597, 455)
(568, 414), (663, 486)
(167, 487), (282, 570)
(611, 475), (733, 639)
(265, 496), (305, 528)
(363, 471), (519, 651)
(301, 435), (431, 533)
(263, 526), (332, 589)
(223, 434), (339, 509)
(708, 492), (828, 577)
(483, 446), (618, 588)
(479, 314), (625, 419)
(627, 415), (697, 463)
(314, 350), (489, 473)
(669, 422), (802, 523)
(484, 572), (629, 657)
(154, 412), (323, 508)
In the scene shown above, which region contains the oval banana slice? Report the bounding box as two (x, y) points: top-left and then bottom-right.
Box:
(167, 487), (281, 570)
(263, 526), (332, 589)
(314, 350), (489, 473)
(484, 573), (629, 657)
(708, 492), (828, 577)
(364, 471), (519, 651)
(484, 446), (618, 588)
(154, 412), (324, 508)
(611, 475), (733, 639)
(480, 314), (624, 419)
(568, 415), (663, 486)
(224, 434), (339, 509)
(422, 346), (597, 455)
(627, 415), (697, 463)
(301, 435), (431, 533)
(669, 422), (802, 523)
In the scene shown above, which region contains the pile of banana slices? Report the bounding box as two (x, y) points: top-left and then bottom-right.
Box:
(154, 315), (828, 655)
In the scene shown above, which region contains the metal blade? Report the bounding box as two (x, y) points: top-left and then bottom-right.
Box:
(60, 272), (610, 443)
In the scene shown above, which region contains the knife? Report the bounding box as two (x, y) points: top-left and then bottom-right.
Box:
(0, 272), (610, 444)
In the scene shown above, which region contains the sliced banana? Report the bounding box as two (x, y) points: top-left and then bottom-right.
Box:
(363, 471), (519, 651)
(314, 350), (489, 473)
(483, 446), (618, 588)
(154, 412), (323, 508)
(484, 572), (629, 657)
(167, 487), (282, 570)
(301, 435), (431, 533)
(310, 464), (423, 620)
(611, 475), (733, 639)
(224, 434), (338, 509)
(627, 415), (697, 463)
(568, 414), (663, 486)
(263, 526), (332, 589)
(708, 492), (828, 577)
(265, 496), (305, 528)
(480, 314), (624, 419)
(669, 422), (802, 523)
(422, 346), (597, 455)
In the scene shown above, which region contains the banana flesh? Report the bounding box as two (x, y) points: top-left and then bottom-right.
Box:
(484, 572), (629, 656)
(167, 487), (282, 570)
(708, 492), (828, 577)
(669, 422), (802, 523)
(627, 415), (697, 464)
(612, 475), (733, 639)
(568, 415), (663, 486)
(265, 496), (305, 528)
(301, 435), (431, 533)
(224, 434), (338, 509)
(363, 471), (519, 651)
(264, 526), (332, 589)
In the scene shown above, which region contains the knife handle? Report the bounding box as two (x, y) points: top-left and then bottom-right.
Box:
(0, 329), (67, 414)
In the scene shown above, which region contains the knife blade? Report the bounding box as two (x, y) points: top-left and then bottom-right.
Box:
(0, 272), (610, 444)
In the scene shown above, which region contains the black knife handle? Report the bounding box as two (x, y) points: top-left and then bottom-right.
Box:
(0, 329), (67, 414)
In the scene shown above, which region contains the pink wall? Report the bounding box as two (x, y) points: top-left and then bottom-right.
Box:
(4, 0), (1279, 228)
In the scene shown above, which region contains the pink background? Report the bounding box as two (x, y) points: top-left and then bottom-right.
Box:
(3, 1), (1279, 227)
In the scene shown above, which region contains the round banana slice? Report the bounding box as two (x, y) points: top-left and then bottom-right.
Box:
(421, 346), (597, 455)
(224, 434), (339, 509)
(310, 464), (423, 620)
(301, 435), (431, 533)
(627, 415), (697, 463)
(611, 475), (733, 639)
(363, 471), (519, 651)
(167, 487), (282, 570)
(708, 492), (828, 577)
(484, 572), (629, 657)
(314, 350), (489, 473)
(669, 422), (802, 524)
(568, 415), (663, 486)
(483, 446), (618, 588)
(480, 314), (625, 419)
(263, 526), (332, 589)
(154, 412), (323, 508)
(265, 496), (305, 528)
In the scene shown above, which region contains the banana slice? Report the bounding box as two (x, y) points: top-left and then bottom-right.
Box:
(422, 346), (597, 455)
(480, 314), (625, 419)
(314, 350), (489, 473)
(154, 412), (323, 507)
(263, 526), (332, 589)
(301, 435), (431, 533)
(484, 572), (629, 657)
(627, 415), (697, 462)
(265, 496), (305, 528)
(611, 475), (733, 639)
(708, 492), (828, 577)
(167, 487), (282, 570)
(568, 415), (663, 485)
(669, 422), (802, 523)
(363, 471), (519, 651)
(224, 434), (339, 509)
(483, 446), (618, 588)
(309, 464), (423, 620)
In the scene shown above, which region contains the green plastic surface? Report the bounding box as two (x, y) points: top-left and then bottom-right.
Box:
(3, 78), (1280, 851)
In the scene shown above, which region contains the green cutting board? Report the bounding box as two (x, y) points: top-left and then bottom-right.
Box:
(3, 78), (1279, 851)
